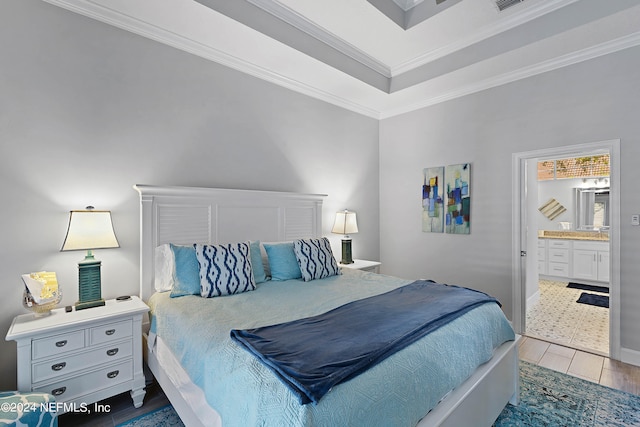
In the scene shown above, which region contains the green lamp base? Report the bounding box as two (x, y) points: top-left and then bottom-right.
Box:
(75, 256), (105, 311)
(340, 239), (354, 264)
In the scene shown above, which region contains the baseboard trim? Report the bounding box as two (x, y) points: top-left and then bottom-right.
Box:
(620, 347), (640, 367)
(527, 290), (540, 307)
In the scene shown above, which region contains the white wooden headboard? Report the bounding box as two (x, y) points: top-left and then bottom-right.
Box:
(134, 185), (327, 301)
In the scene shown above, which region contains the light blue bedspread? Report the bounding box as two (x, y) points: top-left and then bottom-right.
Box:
(149, 269), (515, 427)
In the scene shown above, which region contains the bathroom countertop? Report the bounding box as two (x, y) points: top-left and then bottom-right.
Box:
(538, 230), (609, 241)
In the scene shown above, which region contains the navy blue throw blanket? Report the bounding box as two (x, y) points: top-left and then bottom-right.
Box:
(230, 280), (500, 405)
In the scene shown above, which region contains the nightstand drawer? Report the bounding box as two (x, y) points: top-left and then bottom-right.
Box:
(90, 320), (132, 346)
(32, 331), (85, 360)
(32, 339), (133, 383)
(34, 359), (133, 401)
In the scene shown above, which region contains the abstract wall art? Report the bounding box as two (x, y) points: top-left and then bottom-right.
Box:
(445, 163), (471, 234)
(422, 166), (445, 233)
(538, 198), (566, 220)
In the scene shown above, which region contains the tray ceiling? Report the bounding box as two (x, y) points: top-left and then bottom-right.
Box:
(42, 0), (640, 118)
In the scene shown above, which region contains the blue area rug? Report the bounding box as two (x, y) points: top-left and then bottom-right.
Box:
(116, 405), (184, 427)
(118, 362), (640, 426)
(495, 361), (640, 426)
(576, 292), (609, 308)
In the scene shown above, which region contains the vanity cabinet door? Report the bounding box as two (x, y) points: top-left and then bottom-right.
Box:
(597, 251), (610, 282)
(573, 241), (609, 283)
(573, 249), (598, 281)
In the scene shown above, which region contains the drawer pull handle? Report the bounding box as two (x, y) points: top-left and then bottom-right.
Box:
(105, 329), (116, 336)
(55, 340), (67, 347)
(106, 348), (119, 356)
(107, 370), (119, 379)
(51, 362), (66, 371)
(52, 387), (66, 396)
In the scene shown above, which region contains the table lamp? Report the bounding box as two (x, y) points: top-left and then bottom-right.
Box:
(331, 209), (358, 264)
(61, 206), (119, 310)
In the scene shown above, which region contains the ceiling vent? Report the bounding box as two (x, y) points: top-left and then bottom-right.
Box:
(495, 0), (525, 12)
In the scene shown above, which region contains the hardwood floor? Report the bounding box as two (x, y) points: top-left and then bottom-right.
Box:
(59, 340), (640, 426)
(57, 381), (171, 427)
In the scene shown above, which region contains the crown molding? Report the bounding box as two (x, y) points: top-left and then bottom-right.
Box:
(246, 0), (391, 78)
(390, 0), (579, 75)
(380, 30), (640, 119)
(391, 0), (425, 12)
(41, 0), (383, 119)
(226, 0), (581, 79)
(38, 0), (640, 121)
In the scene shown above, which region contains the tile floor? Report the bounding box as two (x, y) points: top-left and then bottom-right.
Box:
(519, 336), (640, 396)
(526, 279), (609, 354)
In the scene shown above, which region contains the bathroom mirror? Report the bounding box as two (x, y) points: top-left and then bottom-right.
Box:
(574, 187), (610, 230)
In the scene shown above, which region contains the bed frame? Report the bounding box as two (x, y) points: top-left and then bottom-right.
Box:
(134, 184), (519, 427)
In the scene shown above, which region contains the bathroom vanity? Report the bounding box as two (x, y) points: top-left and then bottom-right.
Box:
(538, 230), (609, 285)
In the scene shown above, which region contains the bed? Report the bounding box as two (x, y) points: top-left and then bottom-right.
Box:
(134, 184), (519, 427)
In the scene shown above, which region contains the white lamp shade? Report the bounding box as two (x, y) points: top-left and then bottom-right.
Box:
(331, 210), (359, 235)
(61, 209), (120, 251)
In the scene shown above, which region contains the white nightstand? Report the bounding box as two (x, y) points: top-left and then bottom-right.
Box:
(339, 259), (381, 273)
(5, 296), (148, 414)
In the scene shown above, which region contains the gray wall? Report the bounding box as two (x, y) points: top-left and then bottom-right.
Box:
(380, 45), (640, 355)
(0, 0), (380, 390)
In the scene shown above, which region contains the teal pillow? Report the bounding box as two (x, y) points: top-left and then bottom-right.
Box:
(264, 242), (302, 281)
(250, 241), (268, 284)
(169, 244), (201, 298)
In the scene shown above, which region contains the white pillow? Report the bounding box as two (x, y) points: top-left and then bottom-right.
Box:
(154, 244), (174, 292)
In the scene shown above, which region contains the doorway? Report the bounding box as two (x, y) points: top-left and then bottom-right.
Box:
(512, 140), (621, 360)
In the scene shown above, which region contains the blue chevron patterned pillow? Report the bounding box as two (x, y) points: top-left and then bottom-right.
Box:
(293, 237), (341, 282)
(194, 242), (256, 297)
